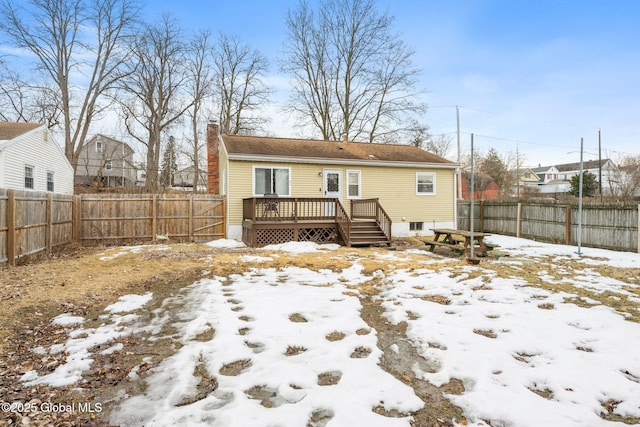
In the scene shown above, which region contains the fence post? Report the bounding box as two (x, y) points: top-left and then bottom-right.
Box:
(222, 198), (227, 239)
(7, 190), (15, 266)
(152, 194), (157, 239)
(188, 196), (194, 242)
(46, 193), (53, 254)
(565, 205), (572, 245)
(516, 202), (522, 238)
(74, 195), (82, 242)
(479, 201), (485, 232)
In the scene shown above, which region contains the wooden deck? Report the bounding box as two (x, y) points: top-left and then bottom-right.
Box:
(242, 197), (391, 248)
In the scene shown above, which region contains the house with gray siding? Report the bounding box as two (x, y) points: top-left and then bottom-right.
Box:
(0, 122), (74, 194)
(76, 134), (136, 187)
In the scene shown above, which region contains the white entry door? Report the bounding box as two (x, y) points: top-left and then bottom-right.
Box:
(323, 169), (342, 215)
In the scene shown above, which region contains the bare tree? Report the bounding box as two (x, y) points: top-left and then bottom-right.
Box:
(0, 62), (63, 126)
(212, 34), (271, 135)
(476, 148), (525, 197)
(117, 14), (193, 192)
(609, 155), (640, 200)
(0, 0), (140, 169)
(183, 30), (214, 192)
(424, 135), (454, 160)
(282, 0), (425, 142)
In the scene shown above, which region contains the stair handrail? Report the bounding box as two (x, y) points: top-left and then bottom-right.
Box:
(375, 201), (392, 243)
(351, 198), (392, 243)
(334, 199), (351, 246)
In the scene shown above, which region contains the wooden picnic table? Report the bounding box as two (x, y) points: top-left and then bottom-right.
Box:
(425, 228), (494, 257)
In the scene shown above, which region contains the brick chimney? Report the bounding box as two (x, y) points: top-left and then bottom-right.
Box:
(207, 121), (220, 194)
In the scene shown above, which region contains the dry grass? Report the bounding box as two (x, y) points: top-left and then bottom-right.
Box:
(325, 331), (346, 341)
(0, 243), (224, 351)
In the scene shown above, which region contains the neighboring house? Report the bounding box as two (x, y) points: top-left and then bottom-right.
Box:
(530, 159), (617, 196)
(537, 179), (571, 195)
(0, 122), (74, 194)
(555, 159), (616, 193)
(207, 123), (458, 246)
(516, 167), (541, 185)
(531, 165), (560, 183)
(173, 165), (207, 191)
(76, 134), (136, 187)
(460, 172), (500, 200)
(510, 167), (541, 197)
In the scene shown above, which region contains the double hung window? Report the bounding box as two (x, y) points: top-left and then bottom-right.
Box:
(416, 172), (436, 195)
(25, 165), (34, 189)
(254, 167), (290, 196)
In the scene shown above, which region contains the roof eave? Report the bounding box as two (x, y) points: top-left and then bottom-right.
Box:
(227, 153), (458, 169)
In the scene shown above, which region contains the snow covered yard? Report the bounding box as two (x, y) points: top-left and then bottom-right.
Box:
(6, 236), (640, 426)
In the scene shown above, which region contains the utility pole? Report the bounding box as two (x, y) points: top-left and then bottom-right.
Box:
(577, 137), (584, 256)
(516, 142), (520, 197)
(469, 133), (475, 260)
(456, 106), (461, 199)
(598, 128), (602, 202)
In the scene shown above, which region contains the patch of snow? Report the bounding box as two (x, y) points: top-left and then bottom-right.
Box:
(32, 346), (47, 355)
(104, 293), (153, 313)
(110, 266), (422, 427)
(488, 235), (640, 268)
(101, 342), (124, 355)
(261, 241), (340, 253)
(51, 314), (85, 326)
(21, 293), (167, 388)
(98, 245), (153, 261)
(239, 255), (273, 263)
(381, 265), (640, 426)
(205, 239), (246, 249)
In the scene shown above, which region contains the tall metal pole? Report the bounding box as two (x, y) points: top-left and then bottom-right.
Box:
(577, 137), (584, 256)
(598, 128), (602, 202)
(516, 142), (520, 197)
(470, 133), (475, 259)
(456, 106), (461, 200)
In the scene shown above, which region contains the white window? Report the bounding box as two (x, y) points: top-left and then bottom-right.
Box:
(416, 172), (436, 195)
(105, 160), (113, 171)
(254, 166), (290, 196)
(47, 171), (54, 192)
(347, 170), (361, 198)
(24, 165), (34, 189)
(96, 141), (103, 152)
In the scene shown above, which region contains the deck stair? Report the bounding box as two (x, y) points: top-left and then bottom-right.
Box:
(349, 220), (391, 246)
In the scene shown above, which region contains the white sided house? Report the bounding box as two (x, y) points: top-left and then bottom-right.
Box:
(0, 123), (74, 194)
(207, 123), (459, 247)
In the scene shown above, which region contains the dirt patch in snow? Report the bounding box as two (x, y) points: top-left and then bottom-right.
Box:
(358, 290), (467, 427)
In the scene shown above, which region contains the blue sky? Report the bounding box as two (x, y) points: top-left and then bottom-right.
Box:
(144, 1), (640, 165)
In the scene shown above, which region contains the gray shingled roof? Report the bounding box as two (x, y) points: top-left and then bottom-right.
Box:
(555, 159), (609, 172)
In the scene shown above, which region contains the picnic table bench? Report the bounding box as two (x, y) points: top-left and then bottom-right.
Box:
(425, 228), (495, 257)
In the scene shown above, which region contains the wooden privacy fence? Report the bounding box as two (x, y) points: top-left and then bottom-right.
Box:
(0, 189), (225, 266)
(457, 200), (639, 253)
(0, 189), (74, 266)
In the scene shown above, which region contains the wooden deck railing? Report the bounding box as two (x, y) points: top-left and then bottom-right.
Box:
(335, 199), (351, 246)
(243, 197), (352, 245)
(242, 197), (339, 222)
(351, 198), (392, 242)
